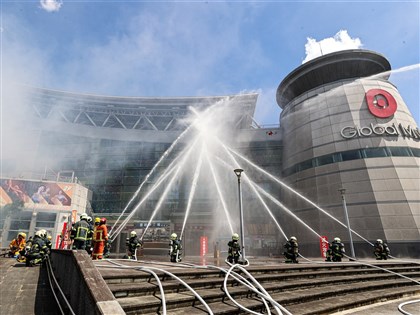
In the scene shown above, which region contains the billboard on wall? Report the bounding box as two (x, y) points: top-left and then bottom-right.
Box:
(0, 178), (74, 210)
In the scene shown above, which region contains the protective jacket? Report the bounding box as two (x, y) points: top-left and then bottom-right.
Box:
(374, 242), (390, 259)
(71, 219), (90, 241)
(26, 235), (48, 266)
(326, 240), (345, 262)
(227, 240), (241, 263)
(9, 238), (26, 256)
(169, 239), (182, 262)
(92, 224), (108, 260)
(283, 240), (299, 263)
(126, 236), (142, 258)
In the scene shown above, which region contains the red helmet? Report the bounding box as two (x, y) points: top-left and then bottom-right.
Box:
(100, 217), (107, 225)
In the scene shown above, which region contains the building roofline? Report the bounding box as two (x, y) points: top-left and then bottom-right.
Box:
(276, 49), (391, 109)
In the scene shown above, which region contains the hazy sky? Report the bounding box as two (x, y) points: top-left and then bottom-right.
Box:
(1, 0), (419, 125)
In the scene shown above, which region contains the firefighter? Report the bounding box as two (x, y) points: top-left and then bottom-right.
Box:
(126, 231), (143, 260)
(283, 236), (299, 263)
(92, 217), (108, 260)
(325, 237), (345, 262)
(169, 233), (182, 263)
(227, 233), (241, 264)
(26, 230), (48, 267)
(17, 235), (32, 262)
(71, 213), (90, 250)
(374, 239), (390, 260)
(85, 216), (94, 255)
(9, 232), (26, 258)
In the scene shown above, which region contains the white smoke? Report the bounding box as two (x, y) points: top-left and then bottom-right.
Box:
(302, 30), (362, 64)
(39, 0), (62, 12)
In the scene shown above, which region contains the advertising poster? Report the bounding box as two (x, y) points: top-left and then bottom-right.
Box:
(0, 178), (73, 210)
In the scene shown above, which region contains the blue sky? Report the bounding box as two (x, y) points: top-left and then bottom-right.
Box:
(1, 1), (419, 125)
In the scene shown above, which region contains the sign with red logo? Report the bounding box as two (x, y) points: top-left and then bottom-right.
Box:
(200, 236), (208, 257)
(319, 236), (329, 258)
(366, 89), (397, 118)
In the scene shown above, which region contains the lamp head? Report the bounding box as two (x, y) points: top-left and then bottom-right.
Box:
(234, 169), (244, 177)
(338, 188), (346, 195)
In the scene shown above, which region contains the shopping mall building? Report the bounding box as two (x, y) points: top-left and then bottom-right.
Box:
(1, 49), (419, 257)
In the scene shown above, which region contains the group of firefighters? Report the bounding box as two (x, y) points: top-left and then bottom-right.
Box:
(226, 234), (390, 264)
(9, 220), (391, 265)
(70, 213), (110, 260)
(7, 230), (52, 266)
(281, 236), (390, 263)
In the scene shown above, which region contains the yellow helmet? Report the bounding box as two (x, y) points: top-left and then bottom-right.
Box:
(18, 232), (26, 239)
(232, 233), (239, 241)
(171, 233), (177, 240)
(95, 217), (101, 224)
(48, 235), (52, 240)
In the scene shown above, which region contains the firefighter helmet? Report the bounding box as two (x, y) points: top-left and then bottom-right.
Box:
(35, 230), (43, 237)
(334, 237), (341, 242)
(87, 216), (92, 223)
(130, 231), (137, 237)
(232, 233), (239, 241)
(94, 217), (101, 224)
(170, 233), (177, 240)
(80, 213), (88, 220)
(290, 236), (297, 241)
(39, 229), (47, 238)
(376, 239), (383, 244)
(100, 218), (107, 224)
(47, 235), (52, 240)
(18, 232), (26, 239)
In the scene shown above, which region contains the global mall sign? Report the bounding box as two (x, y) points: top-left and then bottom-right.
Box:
(340, 88), (420, 140)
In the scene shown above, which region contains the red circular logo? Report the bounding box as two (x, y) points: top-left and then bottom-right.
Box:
(365, 89), (397, 118)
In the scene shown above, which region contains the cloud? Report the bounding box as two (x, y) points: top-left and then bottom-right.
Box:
(302, 30), (362, 64)
(39, 0), (62, 12)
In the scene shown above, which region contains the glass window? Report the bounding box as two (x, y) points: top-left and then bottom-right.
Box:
(388, 147), (412, 157)
(36, 221), (55, 228)
(333, 153), (342, 163)
(9, 220), (31, 230)
(363, 147), (387, 158)
(298, 159), (313, 171)
(341, 150), (361, 161)
(123, 177), (140, 185)
(37, 212), (57, 222)
(410, 148), (420, 158)
(316, 155), (334, 166)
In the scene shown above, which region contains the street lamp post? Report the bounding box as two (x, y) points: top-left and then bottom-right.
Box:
(338, 188), (355, 259)
(234, 169), (246, 262)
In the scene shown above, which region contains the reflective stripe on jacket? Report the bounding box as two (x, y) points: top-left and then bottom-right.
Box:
(93, 225), (108, 242)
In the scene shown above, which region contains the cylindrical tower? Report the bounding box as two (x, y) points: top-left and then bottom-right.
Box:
(277, 49), (419, 257)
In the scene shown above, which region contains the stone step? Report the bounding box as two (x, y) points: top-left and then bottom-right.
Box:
(100, 261), (420, 285)
(99, 261), (420, 314)
(116, 275), (420, 314)
(157, 285), (420, 315)
(108, 270), (420, 298)
(285, 286), (420, 315)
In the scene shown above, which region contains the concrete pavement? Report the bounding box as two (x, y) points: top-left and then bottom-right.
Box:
(0, 257), (59, 315)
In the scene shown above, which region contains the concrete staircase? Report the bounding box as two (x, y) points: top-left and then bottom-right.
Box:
(97, 259), (420, 315)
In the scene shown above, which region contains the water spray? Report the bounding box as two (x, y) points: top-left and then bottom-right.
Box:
(180, 144), (204, 240)
(109, 124), (195, 236)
